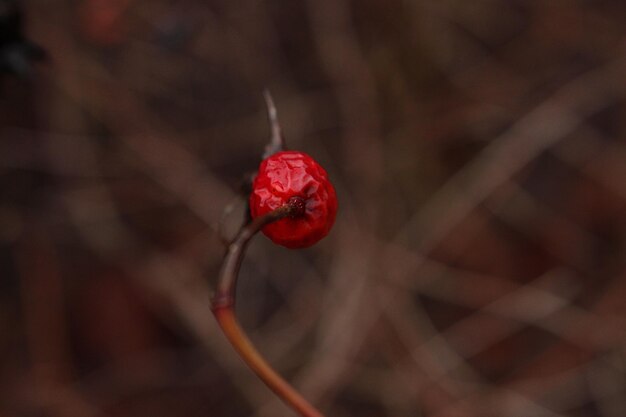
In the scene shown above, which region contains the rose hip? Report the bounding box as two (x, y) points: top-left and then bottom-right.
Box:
(250, 151), (337, 248)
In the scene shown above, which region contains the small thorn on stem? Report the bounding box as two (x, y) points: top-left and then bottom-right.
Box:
(263, 89), (286, 158)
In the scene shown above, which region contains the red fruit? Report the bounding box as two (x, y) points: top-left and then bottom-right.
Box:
(250, 151), (337, 248)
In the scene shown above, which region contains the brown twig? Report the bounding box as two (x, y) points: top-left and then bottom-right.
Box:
(211, 203), (325, 417)
(262, 90), (286, 158)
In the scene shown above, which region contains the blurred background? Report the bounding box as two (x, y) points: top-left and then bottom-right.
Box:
(1, 1), (625, 416)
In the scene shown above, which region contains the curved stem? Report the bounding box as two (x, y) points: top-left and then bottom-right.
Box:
(211, 206), (325, 417)
(213, 308), (324, 417)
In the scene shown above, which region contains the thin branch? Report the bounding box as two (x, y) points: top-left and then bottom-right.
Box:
(212, 206), (292, 309)
(262, 90), (286, 158)
(211, 204), (326, 417)
(213, 308), (324, 417)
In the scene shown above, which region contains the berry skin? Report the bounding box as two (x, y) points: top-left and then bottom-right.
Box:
(250, 151), (337, 249)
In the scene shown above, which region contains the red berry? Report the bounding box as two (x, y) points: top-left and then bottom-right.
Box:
(250, 151), (338, 248)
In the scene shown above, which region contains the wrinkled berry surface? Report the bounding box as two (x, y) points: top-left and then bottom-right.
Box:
(250, 151), (337, 248)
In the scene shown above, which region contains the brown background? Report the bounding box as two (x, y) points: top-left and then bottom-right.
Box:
(1, 1), (625, 416)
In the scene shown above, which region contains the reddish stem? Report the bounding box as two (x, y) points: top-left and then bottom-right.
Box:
(213, 307), (324, 417)
(211, 203), (325, 417)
